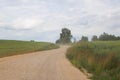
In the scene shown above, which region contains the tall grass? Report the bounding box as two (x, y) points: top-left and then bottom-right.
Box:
(66, 41), (120, 80)
(0, 40), (59, 58)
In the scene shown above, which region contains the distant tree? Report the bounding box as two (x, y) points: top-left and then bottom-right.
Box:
(56, 28), (72, 44)
(92, 35), (98, 41)
(117, 36), (120, 40)
(99, 32), (110, 41)
(80, 36), (88, 41)
(99, 32), (120, 41)
(30, 40), (35, 42)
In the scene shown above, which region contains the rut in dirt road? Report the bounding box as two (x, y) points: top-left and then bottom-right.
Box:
(0, 46), (90, 80)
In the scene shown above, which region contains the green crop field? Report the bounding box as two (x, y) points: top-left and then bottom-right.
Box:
(67, 41), (120, 80)
(0, 40), (59, 58)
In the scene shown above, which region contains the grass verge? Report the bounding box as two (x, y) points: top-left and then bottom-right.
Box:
(0, 40), (59, 58)
(66, 41), (120, 80)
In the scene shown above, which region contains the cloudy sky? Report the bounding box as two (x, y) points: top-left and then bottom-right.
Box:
(0, 0), (120, 42)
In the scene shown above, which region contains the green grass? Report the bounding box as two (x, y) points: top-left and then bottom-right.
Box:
(66, 41), (120, 80)
(0, 40), (59, 58)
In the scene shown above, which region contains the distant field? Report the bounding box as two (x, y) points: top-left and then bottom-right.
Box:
(67, 41), (120, 80)
(0, 40), (59, 58)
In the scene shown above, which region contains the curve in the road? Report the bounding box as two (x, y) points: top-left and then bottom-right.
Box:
(0, 46), (90, 80)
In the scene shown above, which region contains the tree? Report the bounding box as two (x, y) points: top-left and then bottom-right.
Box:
(99, 32), (109, 41)
(56, 28), (72, 44)
(99, 32), (120, 41)
(80, 36), (88, 41)
(92, 35), (98, 41)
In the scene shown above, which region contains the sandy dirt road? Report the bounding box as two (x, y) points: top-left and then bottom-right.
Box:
(0, 46), (89, 80)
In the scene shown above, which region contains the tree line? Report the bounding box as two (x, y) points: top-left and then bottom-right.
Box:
(81, 32), (120, 41)
(92, 32), (120, 41)
(56, 28), (120, 44)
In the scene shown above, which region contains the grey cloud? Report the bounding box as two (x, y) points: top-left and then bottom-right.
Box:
(0, 26), (32, 31)
(103, 0), (120, 6)
(72, 15), (99, 26)
(0, 0), (120, 42)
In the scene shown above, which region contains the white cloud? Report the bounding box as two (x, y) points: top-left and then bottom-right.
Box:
(0, 0), (120, 42)
(12, 17), (44, 29)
